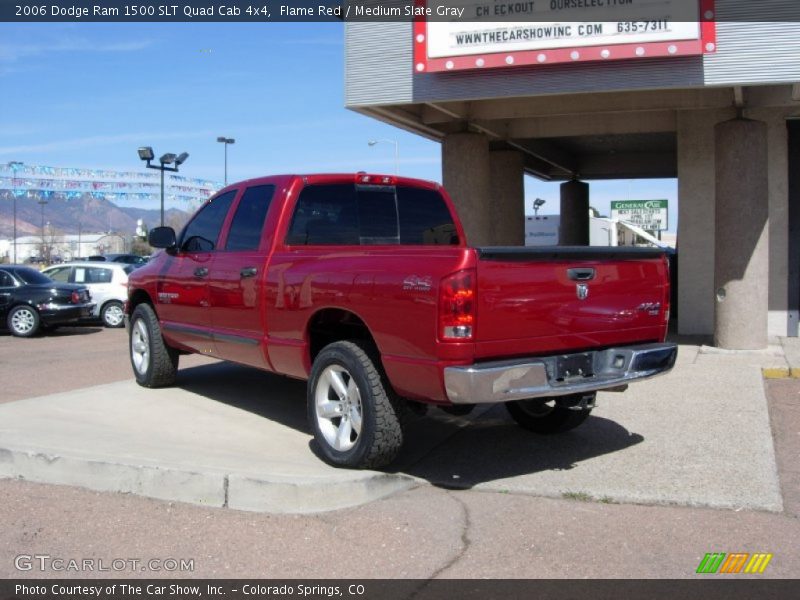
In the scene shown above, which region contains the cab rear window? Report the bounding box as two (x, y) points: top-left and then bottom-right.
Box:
(286, 184), (458, 246)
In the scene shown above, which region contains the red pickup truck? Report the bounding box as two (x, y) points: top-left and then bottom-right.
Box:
(126, 173), (676, 469)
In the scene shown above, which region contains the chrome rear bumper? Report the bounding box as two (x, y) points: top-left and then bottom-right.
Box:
(444, 343), (677, 404)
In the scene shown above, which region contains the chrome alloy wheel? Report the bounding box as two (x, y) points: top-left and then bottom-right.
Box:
(130, 317), (151, 376)
(314, 365), (363, 452)
(10, 307), (36, 335)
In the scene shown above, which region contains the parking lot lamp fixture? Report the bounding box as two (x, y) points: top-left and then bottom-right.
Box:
(137, 147), (189, 226)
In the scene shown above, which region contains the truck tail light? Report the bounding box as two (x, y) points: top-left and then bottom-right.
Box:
(439, 269), (475, 341)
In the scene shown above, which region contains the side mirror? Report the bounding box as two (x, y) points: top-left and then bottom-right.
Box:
(148, 226), (177, 249)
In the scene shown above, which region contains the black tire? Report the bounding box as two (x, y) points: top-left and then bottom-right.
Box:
(129, 303), (178, 388)
(505, 393), (595, 434)
(101, 300), (125, 328)
(7, 305), (40, 338)
(308, 341), (404, 469)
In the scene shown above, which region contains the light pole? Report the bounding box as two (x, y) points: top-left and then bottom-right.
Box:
(367, 139), (399, 175)
(137, 147), (189, 226)
(533, 198), (546, 217)
(37, 198), (47, 263)
(216, 137), (235, 185)
(8, 161), (23, 263)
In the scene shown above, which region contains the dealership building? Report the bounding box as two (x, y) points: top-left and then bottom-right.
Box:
(344, 1), (800, 349)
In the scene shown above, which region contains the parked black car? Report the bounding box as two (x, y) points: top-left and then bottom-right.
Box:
(0, 266), (95, 337)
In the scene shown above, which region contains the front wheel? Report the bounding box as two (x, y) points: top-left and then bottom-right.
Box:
(505, 393), (595, 434)
(101, 300), (125, 328)
(308, 341), (404, 469)
(7, 305), (40, 337)
(129, 303), (178, 388)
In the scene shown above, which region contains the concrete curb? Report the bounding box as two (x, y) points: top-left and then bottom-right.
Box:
(0, 446), (416, 514)
(227, 473), (416, 513)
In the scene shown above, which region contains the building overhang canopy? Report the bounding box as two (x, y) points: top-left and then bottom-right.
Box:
(353, 84), (800, 180)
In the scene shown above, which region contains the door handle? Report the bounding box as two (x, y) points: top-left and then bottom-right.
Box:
(567, 267), (595, 281)
(194, 267), (209, 278)
(240, 267), (258, 278)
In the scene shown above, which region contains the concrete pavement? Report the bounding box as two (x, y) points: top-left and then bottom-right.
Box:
(0, 363), (413, 513)
(0, 337), (788, 514)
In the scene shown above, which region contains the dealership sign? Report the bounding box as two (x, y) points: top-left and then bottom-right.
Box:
(610, 199), (668, 231)
(414, 0), (717, 73)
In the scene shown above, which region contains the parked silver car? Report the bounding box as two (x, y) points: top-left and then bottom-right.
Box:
(42, 262), (132, 328)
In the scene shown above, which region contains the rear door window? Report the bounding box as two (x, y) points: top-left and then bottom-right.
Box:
(286, 184), (359, 245)
(0, 270), (15, 287)
(179, 190), (237, 252)
(224, 185), (275, 251)
(86, 267), (113, 284)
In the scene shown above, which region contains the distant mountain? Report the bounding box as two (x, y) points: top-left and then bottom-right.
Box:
(0, 194), (192, 238)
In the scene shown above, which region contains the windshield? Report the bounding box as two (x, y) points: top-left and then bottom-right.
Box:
(15, 268), (53, 285)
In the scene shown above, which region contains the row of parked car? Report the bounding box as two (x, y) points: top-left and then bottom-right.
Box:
(0, 254), (149, 337)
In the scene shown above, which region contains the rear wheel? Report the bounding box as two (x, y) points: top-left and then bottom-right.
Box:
(308, 341), (404, 469)
(7, 305), (40, 338)
(505, 393), (595, 434)
(129, 303), (178, 387)
(101, 301), (125, 328)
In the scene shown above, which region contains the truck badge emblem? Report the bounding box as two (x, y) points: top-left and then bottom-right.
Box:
(637, 301), (661, 315)
(576, 283), (589, 300)
(403, 275), (433, 292)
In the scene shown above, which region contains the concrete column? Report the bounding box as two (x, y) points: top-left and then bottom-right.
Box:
(489, 150), (525, 246)
(714, 118), (769, 349)
(559, 180), (589, 245)
(676, 108), (733, 336)
(442, 133), (492, 246)
(746, 107), (792, 336)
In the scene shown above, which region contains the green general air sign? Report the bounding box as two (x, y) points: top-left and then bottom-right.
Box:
(610, 199), (668, 231)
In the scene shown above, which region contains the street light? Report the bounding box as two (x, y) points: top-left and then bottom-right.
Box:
(7, 161), (23, 263)
(533, 198), (546, 216)
(216, 137), (235, 185)
(367, 139), (399, 175)
(137, 146), (189, 226)
(38, 198), (48, 263)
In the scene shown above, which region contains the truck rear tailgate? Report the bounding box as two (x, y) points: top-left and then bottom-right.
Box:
(474, 247), (669, 359)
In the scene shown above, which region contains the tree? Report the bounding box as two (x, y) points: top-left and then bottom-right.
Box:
(38, 224), (63, 265)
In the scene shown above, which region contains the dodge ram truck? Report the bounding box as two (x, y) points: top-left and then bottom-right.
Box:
(125, 173), (677, 468)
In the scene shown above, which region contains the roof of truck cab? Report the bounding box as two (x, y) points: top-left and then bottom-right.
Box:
(211, 173), (442, 196)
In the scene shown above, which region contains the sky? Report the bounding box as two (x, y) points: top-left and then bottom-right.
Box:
(0, 22), (677, 229)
